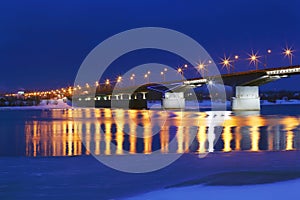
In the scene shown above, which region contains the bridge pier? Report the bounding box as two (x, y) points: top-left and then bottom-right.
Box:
(162, 92), (185, 109)
(232, 86), (260, 111)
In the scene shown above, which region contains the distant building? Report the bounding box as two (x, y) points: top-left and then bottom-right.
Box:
(17, 90), (25, 99)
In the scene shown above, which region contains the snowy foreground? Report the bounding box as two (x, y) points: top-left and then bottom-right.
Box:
(2, 151), (300, 199)
(125, 179), (300, 200)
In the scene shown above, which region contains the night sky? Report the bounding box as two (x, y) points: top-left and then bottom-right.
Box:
(1, 0), (300, 92)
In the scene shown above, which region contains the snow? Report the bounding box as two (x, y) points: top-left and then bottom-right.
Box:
(0, 99), (71, 110)
(125, 179), (300, 200)
(147, 100), (231, 109)
(261, 99), (300, 105)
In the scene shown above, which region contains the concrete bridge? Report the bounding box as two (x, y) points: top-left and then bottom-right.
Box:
(179, 65), (300, 110)
(74, 65), (300, 111)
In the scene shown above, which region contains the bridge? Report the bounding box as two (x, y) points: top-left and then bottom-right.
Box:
(71, 65), (300, 111)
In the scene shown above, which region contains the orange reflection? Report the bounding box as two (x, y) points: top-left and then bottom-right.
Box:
(281, 117), (298, 150)
(24, 109), (300, 157)
(222, 126), (232, 152)
(197, 126), (206, 153)
(129, 122), (137, 154)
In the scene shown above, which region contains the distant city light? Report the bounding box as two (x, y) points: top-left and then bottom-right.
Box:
(117, 76), (122, 83)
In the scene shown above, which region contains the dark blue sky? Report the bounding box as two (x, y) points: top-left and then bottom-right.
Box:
(1, 0), (300, 92)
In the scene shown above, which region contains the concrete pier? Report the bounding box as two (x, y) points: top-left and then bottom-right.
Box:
(162, 92), (185, 109)
(232, 86), (260, 111)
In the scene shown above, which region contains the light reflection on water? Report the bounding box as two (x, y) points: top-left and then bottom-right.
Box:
(21, 108), (300, 157)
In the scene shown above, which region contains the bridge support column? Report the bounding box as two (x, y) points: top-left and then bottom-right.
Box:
(232, 86), (260, 111)
(162, 92), (185, 109)
(141, 92), (147, 100)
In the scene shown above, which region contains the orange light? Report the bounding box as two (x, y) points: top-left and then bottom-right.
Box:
(117, 76), (122, 83)
(247, 51), (260, 67)
(220, 55), (232, 72)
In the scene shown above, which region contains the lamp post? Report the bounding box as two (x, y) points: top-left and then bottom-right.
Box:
(232, 55), (239, 72)
(248, 51), (260, 70)
(220, 55), (233, 74)
(197, 61), (207, 77)
(105, 79), (110, 85)
(283, 46), (294, 65)
(160, 71), (165, 81)
(177, 68), (183, 80)
(144, 74), (149, 83)
(117, 76), (122, 83)
(264, 49), (272, 68)
(130, 76), (135, 86)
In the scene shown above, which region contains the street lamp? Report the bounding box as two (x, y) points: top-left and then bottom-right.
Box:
(144, 74), (149, 83)
(283, 46), (294, 65)
(197, 61), (207, 77)
(248, 51), (260, 70)
(232, 55), (239, 72)
(160, 71), (165, 81)
(177, 67), (183, 80)
(117, 76), (122, 83)
(264, 49), (272, 68)
(220, 55), (233, 73)
(130, 76), (135, 85)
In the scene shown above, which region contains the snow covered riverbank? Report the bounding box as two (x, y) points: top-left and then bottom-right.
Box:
(0, 99), (71, 110)
(1, 99), (300, 111)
